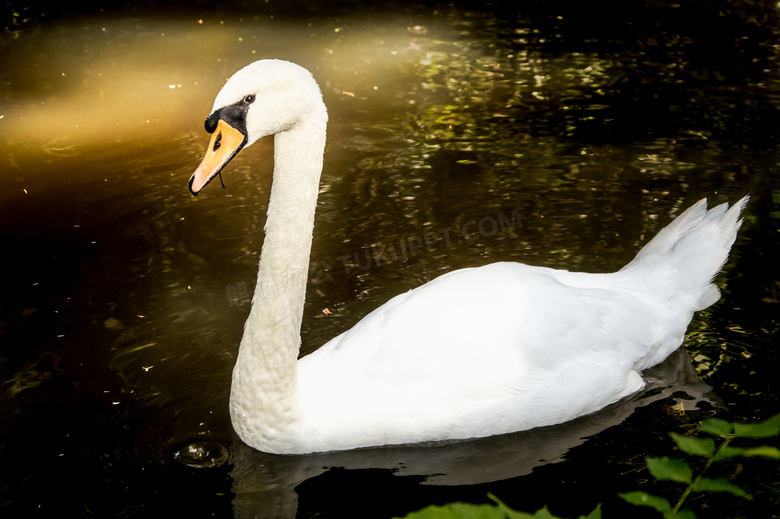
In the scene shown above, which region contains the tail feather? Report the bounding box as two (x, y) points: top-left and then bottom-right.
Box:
(620, 196), (748, 311)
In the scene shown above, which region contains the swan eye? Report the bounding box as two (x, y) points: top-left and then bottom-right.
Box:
(243, 95), (255, 104)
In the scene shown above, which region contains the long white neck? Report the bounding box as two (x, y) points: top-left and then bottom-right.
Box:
(229, 109), (326, 452)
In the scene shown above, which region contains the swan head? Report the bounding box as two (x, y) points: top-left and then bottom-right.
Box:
(189, 59), (326, 195)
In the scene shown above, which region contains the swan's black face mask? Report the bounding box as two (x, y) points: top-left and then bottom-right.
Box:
(204, 98), (251, 135)
(189, 95), (255, 196)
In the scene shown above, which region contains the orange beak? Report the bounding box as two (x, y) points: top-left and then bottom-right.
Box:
(189, 119), (247, 195)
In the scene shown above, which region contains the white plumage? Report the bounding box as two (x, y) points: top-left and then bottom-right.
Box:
(189, 59), (747, 455)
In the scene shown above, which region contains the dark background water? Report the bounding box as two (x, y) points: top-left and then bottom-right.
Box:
(1, 1), (779, 518)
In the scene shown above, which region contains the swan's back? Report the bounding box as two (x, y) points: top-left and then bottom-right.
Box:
(295, 198), (747, 452)
(297, 263), (647, 451)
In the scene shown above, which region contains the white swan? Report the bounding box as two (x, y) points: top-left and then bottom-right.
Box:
(189, 59), (747, 455)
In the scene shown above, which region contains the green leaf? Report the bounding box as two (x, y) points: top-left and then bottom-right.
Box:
(619, 491), (671, 513)
(646, 457), (693, 484)
(486, 495), (601, 519)
(732, 414), (780, 439)
(714, 445), (748, 461)
(692, 477), (748, 497)
(663, 509), (697, 519)
(714, 445), (780, 461)
(487, 494), (535, 519)
(670, 433), (715, 457)
(577, 504), (601, 519)
(400, 502), (513, 519)
(738, 446), (780, 459)
(699, 418), (732, 437)
(530, 507), (558, 519)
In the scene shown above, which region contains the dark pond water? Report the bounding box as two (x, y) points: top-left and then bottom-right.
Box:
(1, 1), (779, 518)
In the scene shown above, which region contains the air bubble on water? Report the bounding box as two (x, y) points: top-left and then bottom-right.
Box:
(172, 440), (230, 469)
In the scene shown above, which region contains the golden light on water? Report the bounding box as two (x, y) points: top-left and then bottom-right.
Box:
(0, 7), (615, 200)
(3, 18), (262, 153)
(0, 15), (446, 157)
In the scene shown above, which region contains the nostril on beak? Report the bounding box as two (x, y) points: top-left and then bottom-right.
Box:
(213, 132), (223, 152)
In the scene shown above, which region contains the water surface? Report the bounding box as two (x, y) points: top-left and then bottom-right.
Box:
(1, 2), (779, 518)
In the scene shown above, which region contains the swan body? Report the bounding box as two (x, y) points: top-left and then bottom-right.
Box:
(189, 59), (747, 455)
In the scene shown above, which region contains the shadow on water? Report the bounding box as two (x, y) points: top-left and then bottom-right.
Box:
(1, 1), (779, 518)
